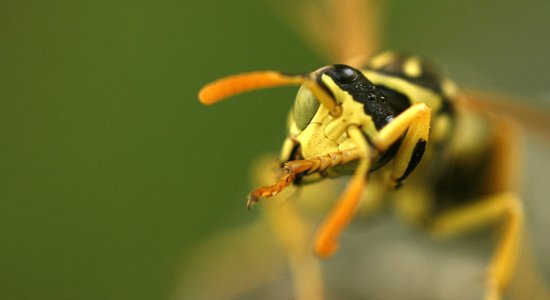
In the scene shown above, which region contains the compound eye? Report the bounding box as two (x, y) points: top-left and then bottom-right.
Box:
(293, 85), (320, 130)
(326, 65), (359, 84)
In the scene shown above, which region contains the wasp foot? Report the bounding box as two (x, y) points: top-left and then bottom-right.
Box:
(246, 173), (296, 210)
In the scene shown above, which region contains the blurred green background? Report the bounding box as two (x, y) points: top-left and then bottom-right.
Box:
(1, 1), (549, 299)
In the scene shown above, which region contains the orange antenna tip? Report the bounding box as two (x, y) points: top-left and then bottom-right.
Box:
(198, 71), (305, 105)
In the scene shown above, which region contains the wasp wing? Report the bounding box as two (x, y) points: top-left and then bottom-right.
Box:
(270, 0), (383, 65)
(459, 88), (550, 142)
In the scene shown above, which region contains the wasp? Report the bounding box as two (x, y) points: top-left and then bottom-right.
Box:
(196, 1), (548, 299)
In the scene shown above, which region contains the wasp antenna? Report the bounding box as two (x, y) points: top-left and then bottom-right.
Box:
(198, 71), (306, 105)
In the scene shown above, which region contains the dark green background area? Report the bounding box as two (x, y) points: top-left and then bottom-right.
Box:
(1, 1), (548, 299)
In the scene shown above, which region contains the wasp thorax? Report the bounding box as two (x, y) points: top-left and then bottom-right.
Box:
(293, 85), (321, 130)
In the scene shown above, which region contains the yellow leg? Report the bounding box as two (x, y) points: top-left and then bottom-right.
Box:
(248, 146), (364, 208)
(313, 103), (431, 257)
(392, 183), (433, 227)
(263, 200), (325, 300)
(250, 155), (325, 300)
(429, 192), (523, 300)
(374, 103), (432, 187)
(313, 126), (371, 257)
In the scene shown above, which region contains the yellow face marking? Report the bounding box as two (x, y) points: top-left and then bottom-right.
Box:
(296, 119), (340, 158)
(403, 57), (422, 78)
(293, 74), (379, 159)
(369, 51), (396, 69)
(320, 74), (378, 139)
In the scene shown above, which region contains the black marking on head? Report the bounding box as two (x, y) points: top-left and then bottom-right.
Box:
(395, 138), (427, 186)
(377, 86), (412, 115)
(322, 64), (396, 130)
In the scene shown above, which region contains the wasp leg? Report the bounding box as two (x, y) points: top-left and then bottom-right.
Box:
(251, 127), (372, 258)
(284, 148), (362, 174)
(250, 155), (325, 300)
(374, 103), (432, 188)
(247, 147), (363, 208)
(314, 126), (371, 257)
(428, 116), (525, 300)
(428, 193), (523, 300)
(263, 199), (326, 300)
(247, 173), (296, 209)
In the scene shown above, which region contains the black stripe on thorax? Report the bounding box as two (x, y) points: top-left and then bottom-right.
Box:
(367, 54), (444, 93)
